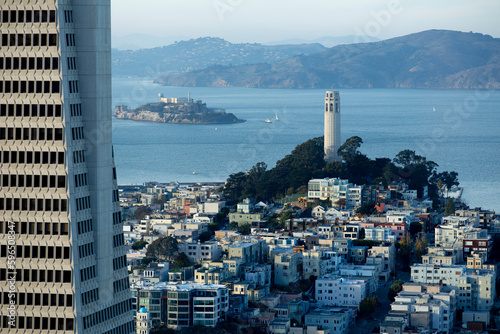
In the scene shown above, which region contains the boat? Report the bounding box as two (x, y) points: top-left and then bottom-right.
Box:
(433, 106), (436, 112)
(192, 172), (198, 175)
(275, 113), (279, 122)
(265, 118), (272, 123)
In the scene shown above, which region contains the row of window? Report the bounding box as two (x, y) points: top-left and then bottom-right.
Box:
(80, 265), (96, 282)
(0, 126), (63, 141)
(113, 233), (125, 248)
(64, 10), (74, 24)
(0, 82), (60, 98)
(0, 221), (69, 236)
(1, 9), (56, 24)
(73, 149), (85, 164)
(76, 195), (90, 212)
(1, 33), (58, 48)
(0, 244), (70, 260)
(68, 80), (79, 93)
(0, 268), (71, 284)
(83, 300), (133, 330)
(79, 241), (94, 259)
(0, 56), (59, 71)
(113, 277), (130, 294)
(71, 126), (84, 140)
(1, 316), (74, 331)
(0, 103), (62, 118)
(113, 189), (119, 202)
(75, 173), (88, 188)
(1, 291), (72, 308)
(70, 103), (82, 117)
(66, 33), (76, 47)
(77, 218), (93, 235)
(1, 174), (66, 189)
(113, 211), (122, 225)
(82, 288), (99, 306)
(112, 255), (127, 271)
(1, 150), (65, 165)
(0, 197), (68, 212)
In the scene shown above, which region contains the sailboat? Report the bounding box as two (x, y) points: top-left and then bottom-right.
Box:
(433, 106), (436, 112)
(275, 113), (279, 122)
(265, 118), (272, 123)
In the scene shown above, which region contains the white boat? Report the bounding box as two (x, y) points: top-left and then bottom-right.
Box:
(265, 118), (272, 123)
(275, 113), (279, 121)
(192, 172), (198, 175)
(433, 106), (436, 112)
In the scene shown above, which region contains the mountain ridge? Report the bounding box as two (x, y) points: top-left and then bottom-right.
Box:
(155, 30), (500, 90)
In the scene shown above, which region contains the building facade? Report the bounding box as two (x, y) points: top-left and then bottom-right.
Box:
(0, 1), (133, 332)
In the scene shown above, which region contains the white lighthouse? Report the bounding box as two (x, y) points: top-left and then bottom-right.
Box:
(324, 91), (341, 162)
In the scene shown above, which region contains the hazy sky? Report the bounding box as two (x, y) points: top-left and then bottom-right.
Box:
(111, 0), (500, 43)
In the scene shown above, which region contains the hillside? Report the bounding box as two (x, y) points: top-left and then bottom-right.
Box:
(112, 37), (326, 77)
(155, 30), (500, 89)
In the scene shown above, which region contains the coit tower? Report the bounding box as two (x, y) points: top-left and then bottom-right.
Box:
(324, 91), (341, 162)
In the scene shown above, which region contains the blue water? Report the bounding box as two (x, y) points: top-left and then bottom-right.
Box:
(112, 77), (500, 212)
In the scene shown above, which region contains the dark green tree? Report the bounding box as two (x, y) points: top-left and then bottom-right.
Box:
(133, 205), (153, 222)
(131, 240), (148, 250)
(356, 202), (375, 216)
(444, 198), (456, 216)
(146, 236), (178, 261)
(358, 228), (365, 240)
(409, 222), (423, 236)
(228, 222), (239, 231)
(173, 252), (191, 269)
(359, 296), (378, 316)
(198, 231), (212, 243)
(238, 223), (251, 235)
(388, 279), (403, 301)
(337, 136), (363, 162)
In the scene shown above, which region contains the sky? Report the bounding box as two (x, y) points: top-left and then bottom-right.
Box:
(111, 0), (500, 44)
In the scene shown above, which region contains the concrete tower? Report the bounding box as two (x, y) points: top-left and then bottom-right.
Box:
(0, 1), (134, 333)
(324, 91), (341, 162)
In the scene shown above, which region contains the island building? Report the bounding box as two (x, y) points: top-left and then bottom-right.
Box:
(0, 1), (133, 333)
(324, 91), (341, 162)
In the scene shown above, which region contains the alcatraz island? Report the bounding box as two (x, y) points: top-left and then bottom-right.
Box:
(114, 93), (245, 124)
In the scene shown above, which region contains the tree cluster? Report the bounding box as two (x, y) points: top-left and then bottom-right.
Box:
(388, 279), (404, 302)
(359, 296), (378, 316)
(222, 136), (459, 204)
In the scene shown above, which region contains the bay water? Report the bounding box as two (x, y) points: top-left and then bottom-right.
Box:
(112, 77), (500, 212)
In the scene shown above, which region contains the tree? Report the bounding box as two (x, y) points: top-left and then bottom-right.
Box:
(228, 222), (239, 231)
(335, 198), (346, 209)
(337, 136), (363, 163)
(238, 223), (251, 235)
(444, 198), (456, 216)
(146, 236), (178, 261)
(359, 296), (378, 316)
(198, 231), (212, 243)
(173, 252), (191, 269)
(356, 202), (375, 216)
(388, 279), (403, 302)
(131, 240), (148, 250)
(399, 234), (414, 270)
(133, 205), (153, 222)
(409, 222), (423, 236)
(358, 228), (365, 240)
(415, 235), (429, 263)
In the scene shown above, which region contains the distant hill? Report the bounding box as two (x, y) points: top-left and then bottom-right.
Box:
(156, 30), (500, 90)
(264, 35), (380, 48)
(112, 37), (327, 77)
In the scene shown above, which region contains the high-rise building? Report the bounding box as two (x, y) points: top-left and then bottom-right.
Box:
(0, 2), (134, 333)
(324, 91), (341, 162)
